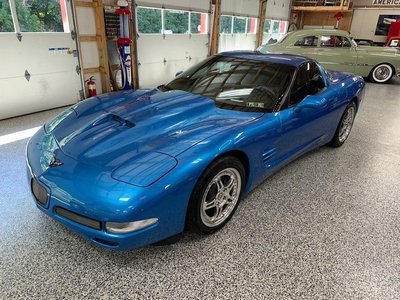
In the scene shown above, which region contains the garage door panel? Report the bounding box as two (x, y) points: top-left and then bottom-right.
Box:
(219, 34), (257, 52)
(0, 1), (83, 120)
(137, 35), (208, 88)
(0, 71), (80, 120)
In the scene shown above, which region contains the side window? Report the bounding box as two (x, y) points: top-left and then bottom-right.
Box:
(294, 36), (318, 47)
(321, 35), (351, 47)
(342, 37), (352, 47)
(290, 62), (325, 106)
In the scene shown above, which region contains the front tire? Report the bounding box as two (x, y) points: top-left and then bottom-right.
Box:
(369, 63), (393, 83)
(328, 102), (356, 148)
(186, 156), (245, 234)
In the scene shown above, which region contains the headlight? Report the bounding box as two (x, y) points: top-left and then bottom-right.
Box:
(106, 218), (158, 234)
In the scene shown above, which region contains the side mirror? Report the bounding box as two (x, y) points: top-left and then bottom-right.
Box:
(175, 71), (183, 77)
(294, 95), (326, 113)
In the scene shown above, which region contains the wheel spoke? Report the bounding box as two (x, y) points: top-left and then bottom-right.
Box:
(204, 200), (217, 210)
(216, 178), (224, 190)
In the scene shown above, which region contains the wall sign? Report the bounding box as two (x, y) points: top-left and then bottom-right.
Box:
(372, 0), (400, 5)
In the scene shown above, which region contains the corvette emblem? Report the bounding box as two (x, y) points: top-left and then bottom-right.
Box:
(49, 156), (63, 167)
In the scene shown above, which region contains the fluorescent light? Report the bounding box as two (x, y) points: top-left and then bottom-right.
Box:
(0, 126), (41, 146)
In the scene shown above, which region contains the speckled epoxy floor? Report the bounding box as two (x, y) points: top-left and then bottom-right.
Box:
(1, 79), (400, 300)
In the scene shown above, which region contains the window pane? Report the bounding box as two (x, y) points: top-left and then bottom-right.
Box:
(246, 17), (257, 33)
(264, 19), (271, 33)
(321, 35), (349, 47)
(164, 10), (188, 34)
(219, 15), (232, 34)
(190, 12), (207, 34)
(233, 16), (245, 34)
(294, 36), (318, 47)
(137, 7), (162, 34)
(290, 62), (323, 105)
(272, 21), (280, 34)
(15, 0), (63, 32)
(0, 0), (14, 32)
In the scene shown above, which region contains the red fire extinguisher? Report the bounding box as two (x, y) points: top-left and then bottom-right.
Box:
(86, 76), (97, 97)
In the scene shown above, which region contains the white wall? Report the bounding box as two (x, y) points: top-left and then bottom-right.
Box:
(350, 8), (400, 43)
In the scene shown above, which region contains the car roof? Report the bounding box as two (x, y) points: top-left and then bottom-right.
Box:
(288, 29), (350, 36)
(219, 51), (311, 67)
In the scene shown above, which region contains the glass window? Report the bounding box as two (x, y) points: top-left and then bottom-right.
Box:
(233, 16), (246, 34)
(321, 35), (351, 47)
(220, 15), (232, 34)
(137, 7), (162, 34)
(294, 36), (318, 47)
(165, 56), (295, 113)
(290, 62), (324, 105)
(164, 9), (188, 34)
(15, 0), (63, 32)
(264, 19), (271, 33)
(0, 0), (14, 32)
(190, 12), (207, 34)
(246, 17), (257, 34)
(272, 20), (280, 34)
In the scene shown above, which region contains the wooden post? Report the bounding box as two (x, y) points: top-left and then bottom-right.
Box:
(94, 0), (111, 93)
(130, 1), (140, 89)
(209, 0), (221, 56)
(256, 0), (268, 48)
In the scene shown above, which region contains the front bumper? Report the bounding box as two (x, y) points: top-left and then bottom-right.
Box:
(27, 170), (169, 251)
(25, 127), (188, 251)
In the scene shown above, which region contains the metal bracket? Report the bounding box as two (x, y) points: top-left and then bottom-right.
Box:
(79, 90), (84, 100)
(71, 30), (76, 41)
(25, 70), (31, 81)
(76, 65), (81, 75)
(72, 49), (79, 57)
(16, 32), (22, 42)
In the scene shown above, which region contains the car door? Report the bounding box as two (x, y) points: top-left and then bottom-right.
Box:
(276, 61), (334, 160)
(284, 35), (318, 59)
(315, 34), (357, 73)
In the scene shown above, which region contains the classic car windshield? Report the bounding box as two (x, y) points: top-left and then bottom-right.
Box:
(164, 56), (295, 112)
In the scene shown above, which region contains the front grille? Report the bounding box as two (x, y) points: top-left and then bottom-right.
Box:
(31, 179), (48, 206)
(55, 207), (102, 230)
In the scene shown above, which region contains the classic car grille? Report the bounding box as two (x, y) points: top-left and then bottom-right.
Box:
(55, 207), (102, 230)
(31, 178), (48, 206)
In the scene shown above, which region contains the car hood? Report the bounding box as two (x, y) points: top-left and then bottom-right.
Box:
(48, 89), (262, 171)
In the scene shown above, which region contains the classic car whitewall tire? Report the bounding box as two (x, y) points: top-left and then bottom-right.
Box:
(328, 102), (356, 148)
(369, 63), (393, 83)
(186, 156), (245, 234)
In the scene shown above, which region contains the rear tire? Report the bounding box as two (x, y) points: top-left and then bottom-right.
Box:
(328, 102), (356, 148)
(369, 63), (393, 83)
(186, 156), (245, 234)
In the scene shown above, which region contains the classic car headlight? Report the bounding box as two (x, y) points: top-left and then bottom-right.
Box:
(106, 218), (158, 234)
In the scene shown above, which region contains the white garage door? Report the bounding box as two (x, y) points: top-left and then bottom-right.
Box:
(135, 1), (210, 88)
(0, 0), (82, 120)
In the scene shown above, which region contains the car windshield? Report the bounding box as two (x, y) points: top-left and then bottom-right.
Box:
(164, 56), (295, 113)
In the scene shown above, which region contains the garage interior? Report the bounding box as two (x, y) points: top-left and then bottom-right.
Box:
(1, 0), (400, 299)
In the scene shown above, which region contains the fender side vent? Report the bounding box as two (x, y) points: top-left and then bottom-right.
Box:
(262, 148), (276, 167)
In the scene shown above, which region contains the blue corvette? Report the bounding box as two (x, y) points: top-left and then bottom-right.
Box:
(26, 52), (365, 250)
